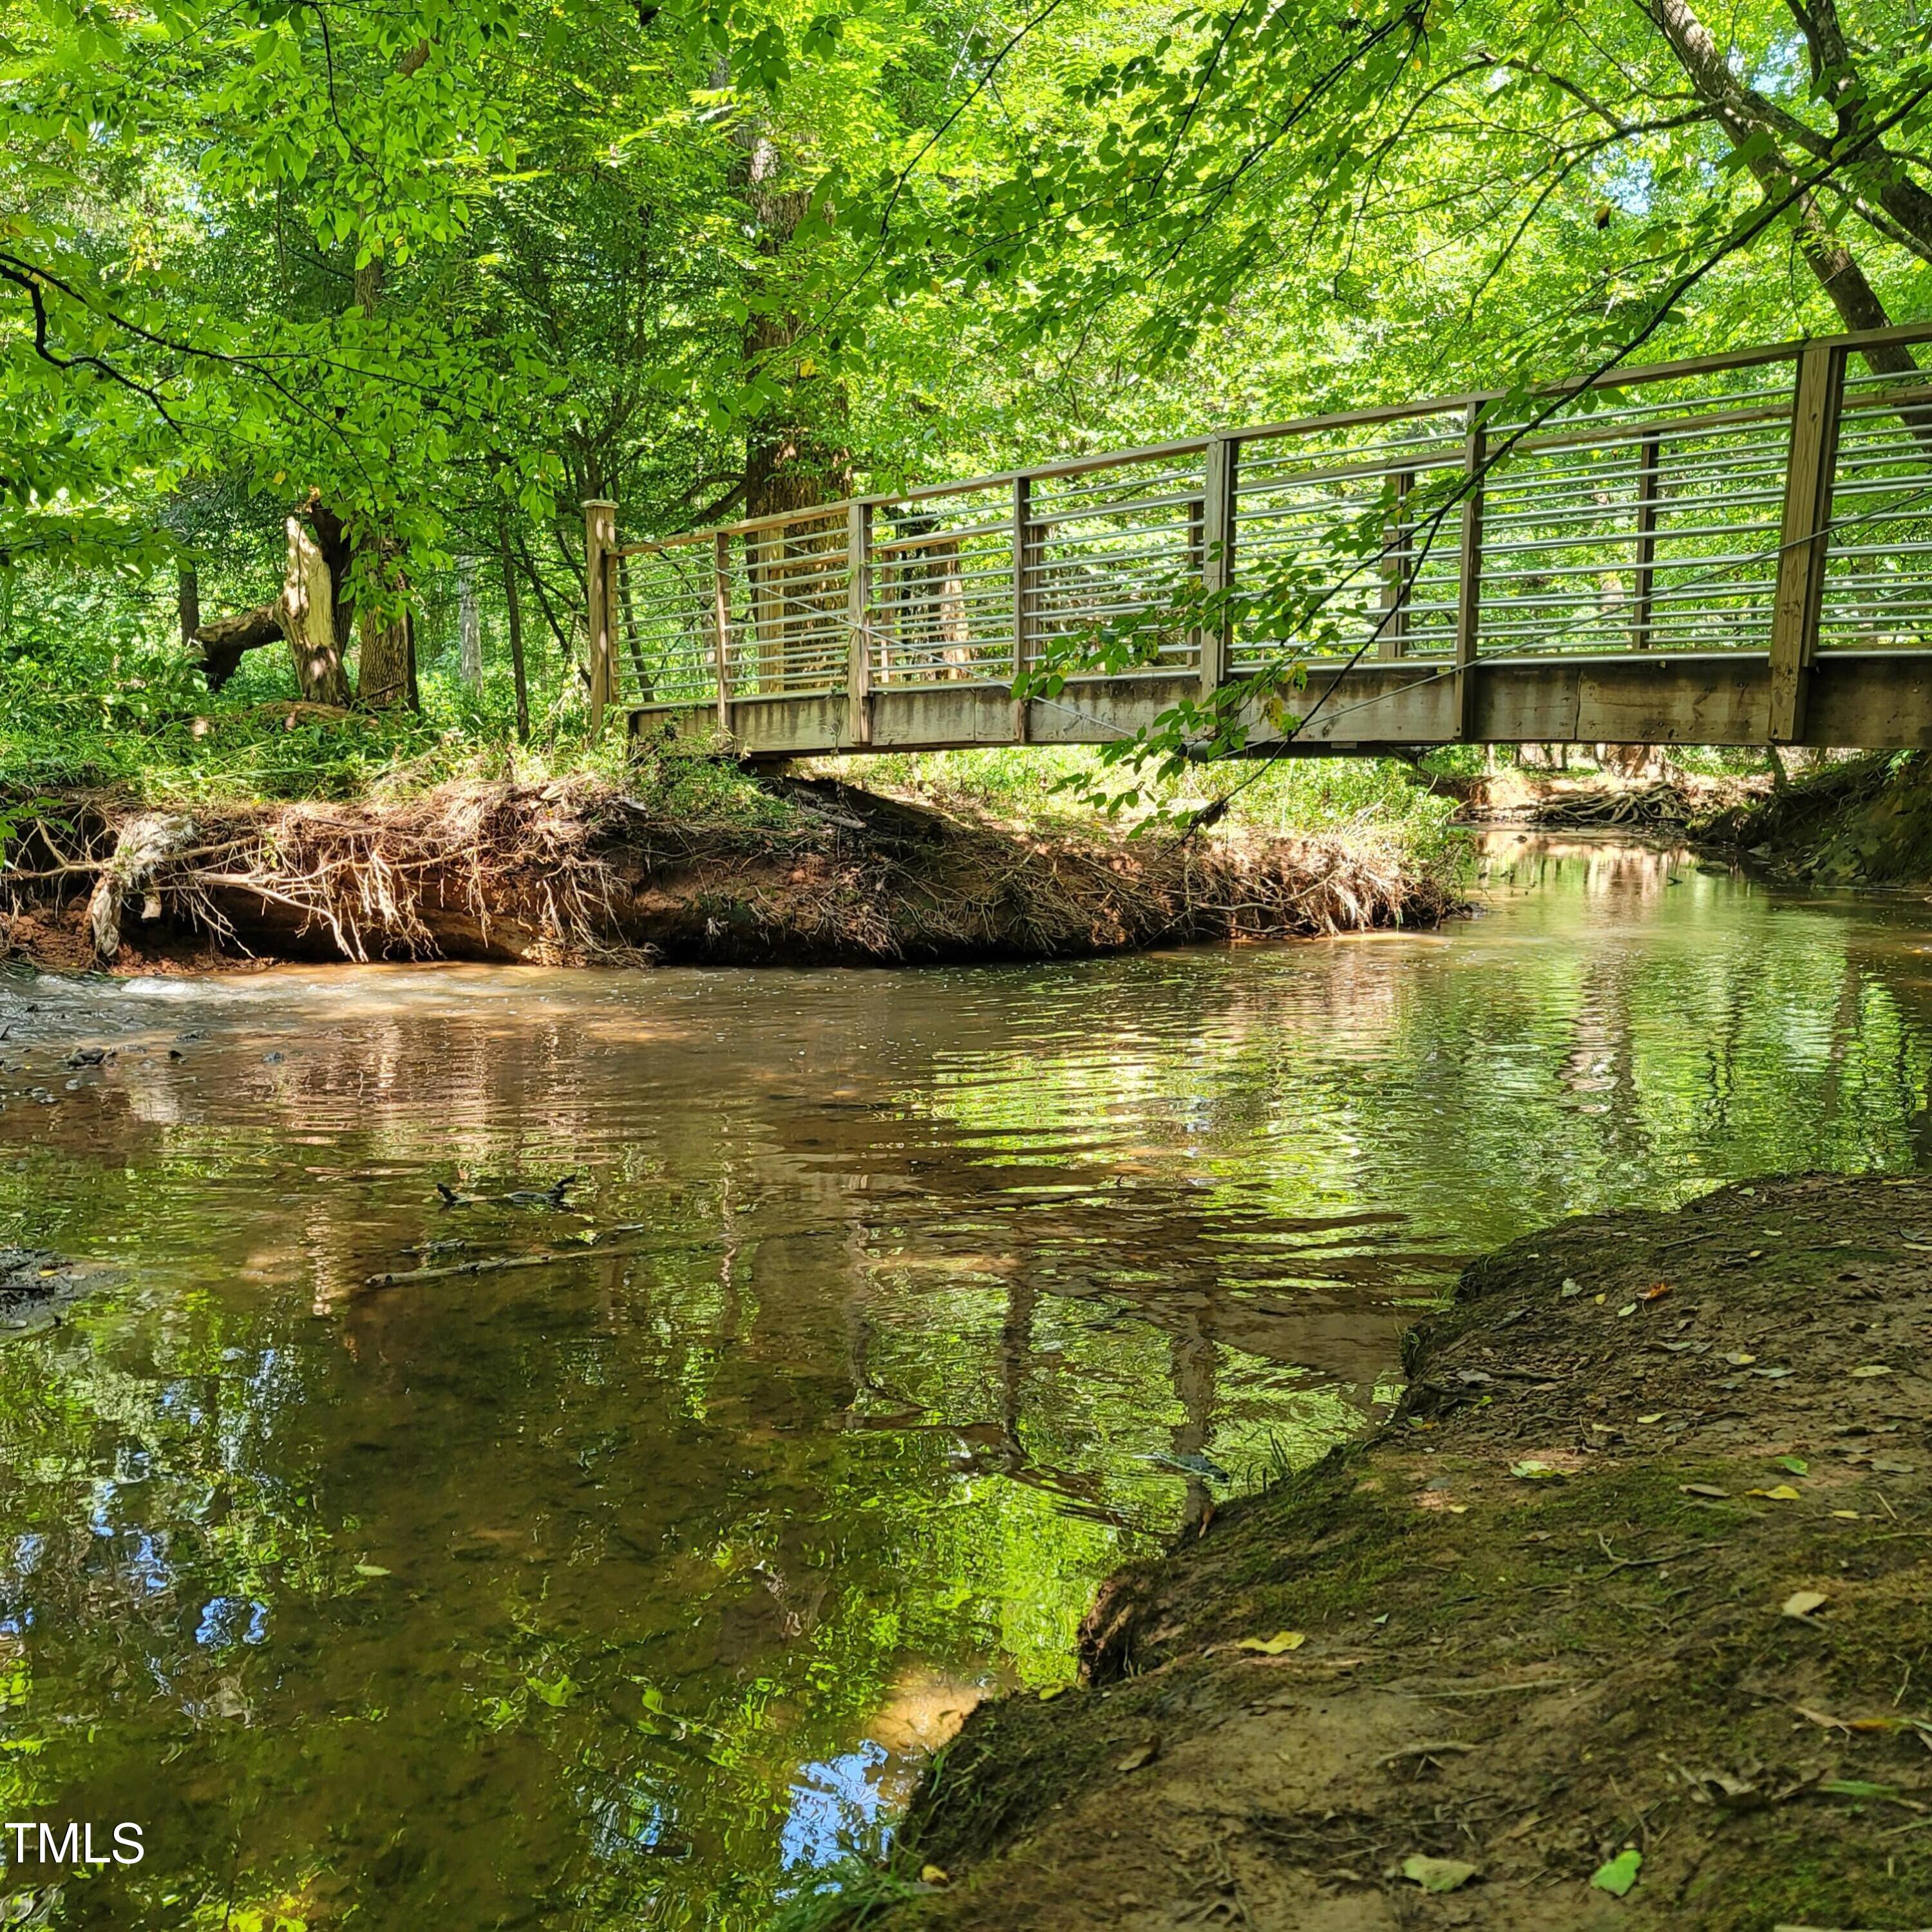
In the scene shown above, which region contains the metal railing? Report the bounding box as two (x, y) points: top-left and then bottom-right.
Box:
(583, 322), (1932, 745)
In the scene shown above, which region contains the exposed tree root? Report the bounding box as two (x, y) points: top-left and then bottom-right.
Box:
(1444, 769), (1766, 829)
(0, 775), (1463, 972)
(1695, 749), (1932, 881)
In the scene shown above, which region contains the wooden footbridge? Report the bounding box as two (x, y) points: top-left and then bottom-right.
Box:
(583, 323), (1932, 758)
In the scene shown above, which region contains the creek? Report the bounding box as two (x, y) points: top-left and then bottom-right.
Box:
(1, 835), (1929, 1929)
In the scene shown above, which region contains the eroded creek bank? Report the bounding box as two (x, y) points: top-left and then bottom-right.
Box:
(0, 776), (1457, 971)
(859, 1174), (1932, 1931)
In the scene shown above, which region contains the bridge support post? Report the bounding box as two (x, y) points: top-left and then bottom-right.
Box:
(583, 499), (617, 740)
(1631, 433), (1662, 649)
(846, 502), (873, 748)
(712, 531), (732, 734)
(1012, 475), (1036, 743)
(1768, 342), (1847, 743)
(1377, 468), (1413, 660)
(1199, 434), (1236, 706)
(1454, 406), (1486, 741)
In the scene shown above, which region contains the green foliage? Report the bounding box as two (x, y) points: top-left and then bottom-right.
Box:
(3, 0), (1930, 805)
(813, 746), (1464, 873)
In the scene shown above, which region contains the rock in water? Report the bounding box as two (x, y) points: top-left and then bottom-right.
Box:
(0, 1249), (97, 1339)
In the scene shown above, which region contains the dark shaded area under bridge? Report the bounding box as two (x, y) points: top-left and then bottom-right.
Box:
(583, 325), (1932, 757)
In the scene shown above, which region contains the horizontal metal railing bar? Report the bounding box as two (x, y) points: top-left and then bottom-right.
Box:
(881, 564), (1020, 587)
(878, 620), (1013, 638)
(1034, 466), (1210, 510)
(876, 587), (1016, 611)
(614, 323), (1932, 557)
(1486, 460), (1789, 504)
(878, 573), (1016, 597)
(1481, 486), (1786, 526)
(1479, 531), (1780, 564)
(1485, 383), (1795, 435)
(1238, 444), (1462, 482)
(881, 638), (1028, 661)
(1036, 550), (1197, 586)
(1826, 540), (1932, 561)
(873, 519), (1015, 553)
(1030, 495), (1206, 531)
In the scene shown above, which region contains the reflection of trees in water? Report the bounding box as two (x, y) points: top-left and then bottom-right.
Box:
(0, 1028), (1171, 1925)
(5, 858), (1932, 1925)
(1480, 837), (1689, 902)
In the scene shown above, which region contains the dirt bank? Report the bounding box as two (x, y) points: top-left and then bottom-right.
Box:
(0, 777), (1461, 972)
(842, 1174), (1932, 1930)
(1700, 752), (1932, 884)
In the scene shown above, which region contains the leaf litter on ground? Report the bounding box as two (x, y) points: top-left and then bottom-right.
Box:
(1399, 1854), (1479, 1893)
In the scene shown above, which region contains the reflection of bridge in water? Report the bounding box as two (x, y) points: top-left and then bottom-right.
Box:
(585, 324), (1932, 757)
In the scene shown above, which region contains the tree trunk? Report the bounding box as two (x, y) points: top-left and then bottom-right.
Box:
(194, 603), (283, 690)
(339, 118), (424, 705)
(616, 556), (652, 699)
(357, 605), (415, 711)
(280, 517), (353, 705)
(1647, 0), (1917, 375)
(459, 556), (482, 689)
(177, 564), (200, 654)
(737, 128), (854, 695)
(501, 524), (530, 744)
(306, 500), (358, 655)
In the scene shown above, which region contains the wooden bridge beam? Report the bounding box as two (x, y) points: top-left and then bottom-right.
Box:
(712, 531), (732, 734)
(1012, 476), (1036, 743)
(583, 499), (617, 740)
(1768, 343), (1848, 743)
(846, 502), (873, 748)
(1454, 404), (1486, 741)
(631, 651), (1932, 757)
(1199, 435), (1236, 705)
(1377, 469), (1413, 661)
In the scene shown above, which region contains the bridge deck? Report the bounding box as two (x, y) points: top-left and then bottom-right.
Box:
(582, 324), (1932, 755)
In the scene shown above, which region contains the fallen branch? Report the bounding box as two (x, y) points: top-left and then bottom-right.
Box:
(363, 1233), (722, 1287)
(362, 1221), (845, 1288)
(1380, 1740), (1479, 1765)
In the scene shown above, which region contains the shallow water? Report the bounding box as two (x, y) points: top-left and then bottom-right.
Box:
(1, 836), (1930, 1927)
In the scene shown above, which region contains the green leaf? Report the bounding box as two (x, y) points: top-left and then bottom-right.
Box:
(1591, 1850), (1642, 1896)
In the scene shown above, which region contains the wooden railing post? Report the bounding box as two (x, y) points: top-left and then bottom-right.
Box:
(846, 501), (873, 748)
(1768, 343), (1848, 743)
(1377, 468), (1413, 660)
(1454, 405), (1486, 741)
(1631, 433), (1662, 650)
(1199, 434), (1236, 703)
(1012, 475), (1036, 743)
(583, 498), (617, 739)
(748, 527), (773, 694)
(712, 530), (732, 734)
